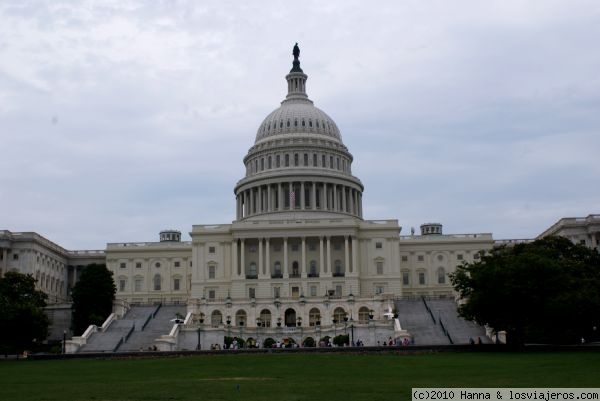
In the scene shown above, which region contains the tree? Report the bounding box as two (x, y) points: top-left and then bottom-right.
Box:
(71, 263), (116, 335)
(451, 236), (600, 346)
(0, 272), (49, 354)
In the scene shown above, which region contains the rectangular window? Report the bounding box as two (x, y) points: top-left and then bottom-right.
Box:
(304, 153), (308, 166)
(308, 243), (316, 251)
(276, 155), (281, 167)
(322, 154), (325, 167)
(334, 242), (341, 250)
(291, 244), (299, 252)
(136, 262), (142, 268)
(120, 262), (126, 269)
(313, 154), (317, 166)
(417, 255), (424, 262)
(294, 153), (299, 166)
(285, 154), (290, 167)
(376, 261), (383, 275)
(119, 280), (126, 292)
(249, 246), (256, 253)
(375, 242), (382, 249)
(274, 287), (281, 298)
(330, 156), (333, 168)
(419, 272), (426, 285)
(209, 246), (215, 254)
(208, 290), (216, 299)
(208, 266), (216, 279)
(134, 278), (142, 292)
(402, 272), (410, 286)
(310, 285), (317, 297)
(13, 254), (18, 260)
(401, 255), (408, 262)
(174, 278), (180, 291)
(274, 244), (281, 252)
(174, 261), (180, 267)
(249, 288), (256, 298)
(291, 286), (300, 298)
(457, 254), (463, 260)
(375, 285), (384, 295)
(335, 285), (342, 297)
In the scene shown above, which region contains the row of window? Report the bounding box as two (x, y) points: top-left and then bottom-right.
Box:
(402, 268), (447, 286)
(400, 253), (477, 262)
(261, 117), (334, 135)
(118, 260), (189, 269)
(118, 274), (185, 292)
(247, 151), (350, 175)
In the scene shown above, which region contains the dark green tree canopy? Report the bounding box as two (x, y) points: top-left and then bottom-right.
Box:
(71, 263), (116, 335)
(451, 236), (600, 345)
(0, 272), (49, 353)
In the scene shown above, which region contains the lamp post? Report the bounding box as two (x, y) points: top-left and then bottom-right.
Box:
(349, 316), (355, 346)
(256, 318), (261, 348)
(62, 329), (67, 354)
(226, 315), (232, 346)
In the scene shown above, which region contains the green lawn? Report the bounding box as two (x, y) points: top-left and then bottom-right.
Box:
(1, 351), (599, 401)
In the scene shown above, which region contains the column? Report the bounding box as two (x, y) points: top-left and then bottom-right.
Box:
(283, 238), (289, 276)
(326, 236), (332, 274)
(232, 240), (239, 277)
(258, 238), (264, 277)
(258, 186), (262, 214)
(341, 186), (346, 213)
(333, 184), (337, 211)
(348, 189), (353, 215)
(351, 236), (357, 274)
(312, 182), (317, 210)
(358, 194), (363, 217)
(301, 182), (305, 210)
(266, 238), (271, 277)
(248, 189), (253, 215)
(241, 239), (246, 277)
(319, 237), (324, 276)
(289, 182), (294, 209)
(278, 183), (283, 211)
(267, 185), (272, 212)
(322, 183), (326, 210)
(301, 237), (306, 276)
(344, 236), (349, 275)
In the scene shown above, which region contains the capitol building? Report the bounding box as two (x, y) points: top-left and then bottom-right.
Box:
(1, 45), (598, 350)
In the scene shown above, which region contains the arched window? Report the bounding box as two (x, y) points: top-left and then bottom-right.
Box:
(309, 307), (321, 326)
(211, 310), (223, 327)
(437, 267), (446, 284)
(334, 260), (344, 277)
(303, 153), (308, 166)
(268, 156), (272, 169)
(309, 260), (318, 277)
(358, 307), (370, 323)
(294, 153), (299, 166)
(235, 310), (247, 326)
(259, 309), (271, 327)
(285, 154), (290, 167)
(333, 307), (346, 323)
(273, 261), (282, 278)
(248, 262), (257, 278)
(153, 274), (161, 291)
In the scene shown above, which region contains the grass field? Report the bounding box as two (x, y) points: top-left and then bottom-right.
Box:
(1, 351), (599, 400)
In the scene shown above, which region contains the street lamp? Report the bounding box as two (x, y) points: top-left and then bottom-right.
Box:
(62, 330), (67, 354)
(256, 318), (262, 348)
(349, 316), (355, 346)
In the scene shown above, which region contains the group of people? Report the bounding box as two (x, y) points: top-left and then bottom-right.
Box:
(376, 336), (413, 347)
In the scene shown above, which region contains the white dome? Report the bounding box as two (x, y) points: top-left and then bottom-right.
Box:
(255, 99), (342, 143)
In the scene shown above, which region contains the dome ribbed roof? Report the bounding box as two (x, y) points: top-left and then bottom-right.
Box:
(255, 100), (341, 143)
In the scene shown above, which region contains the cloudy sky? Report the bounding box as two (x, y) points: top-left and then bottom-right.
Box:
(1, 0), (599, 250)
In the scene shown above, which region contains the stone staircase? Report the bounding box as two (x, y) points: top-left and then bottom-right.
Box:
(425, 299), (491, 344)
(79, 319), (135, 353)
(118, 305), (186, 351)
(394, 299), (450, 345)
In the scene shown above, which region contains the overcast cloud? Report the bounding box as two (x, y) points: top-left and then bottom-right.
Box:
(1, 0), (599, 249)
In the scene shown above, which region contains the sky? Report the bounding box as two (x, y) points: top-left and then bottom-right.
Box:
(1, 0), (599, 250)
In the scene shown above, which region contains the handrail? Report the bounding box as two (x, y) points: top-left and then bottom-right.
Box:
(113, 338), (123, 352)
(152, 303), (162, 318)
(421, 297), (436, 324)
(124, 324), (135, 343)
(439, 318), (454, 344)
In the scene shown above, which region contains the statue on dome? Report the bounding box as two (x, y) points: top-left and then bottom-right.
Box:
(293, 43), (300, 60)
